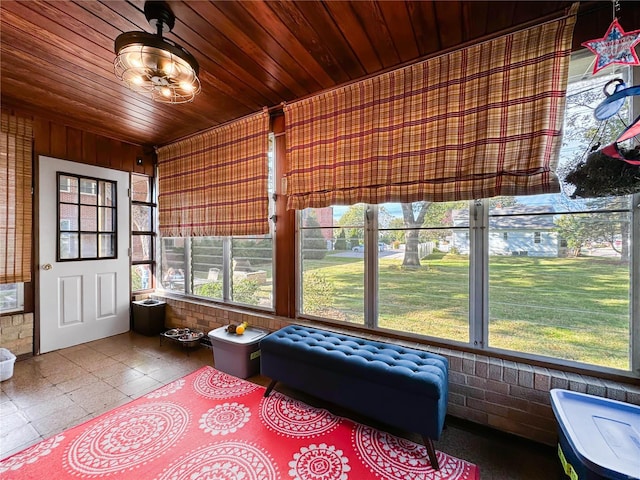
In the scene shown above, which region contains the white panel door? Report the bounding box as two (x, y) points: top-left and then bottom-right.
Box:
(38, 156), (130, 353)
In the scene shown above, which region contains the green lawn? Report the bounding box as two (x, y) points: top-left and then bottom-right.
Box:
(302, 252), (630, 370)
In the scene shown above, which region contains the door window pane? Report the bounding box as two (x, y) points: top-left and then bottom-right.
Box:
(80, 205), (97, 231)
(99, 207), (114, 232)
(60, 233), (78, 259)
(59, 205), (78, 230)
(99, 181), (114, 206)
(81, 234), (97, 258)
(59, 175), (78, 201)
(80, 179), (97, 203)
(99, 234), (115, 258)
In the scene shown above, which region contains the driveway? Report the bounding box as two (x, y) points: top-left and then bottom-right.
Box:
(330, 250), (403, 259)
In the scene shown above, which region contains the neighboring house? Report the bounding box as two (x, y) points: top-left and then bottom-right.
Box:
(315, 207), (335, 242)
(451, 206), (567, 257)
(301, 207), (335, 250)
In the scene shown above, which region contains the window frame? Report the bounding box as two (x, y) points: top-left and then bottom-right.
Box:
(296, 195), (639, 377)
(131, 173), (157, 293)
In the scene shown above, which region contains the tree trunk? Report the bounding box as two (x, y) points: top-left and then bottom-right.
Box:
(403, 229), (421, 267)
(620, 222), (629, 263)
(401, 202), (431, 268)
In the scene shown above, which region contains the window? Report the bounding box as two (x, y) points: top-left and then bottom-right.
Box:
(487, 196), (634, 370)
(300, 205), (365, 324)
(296, 57), (639, 375)
(300, 201), (470, 340)
(57, 173), (116, 260)
(131, 174), (156, 292)
(158, 134), (275, 310)
(0, 283), (23, 313)
(299, 192), (638, 373)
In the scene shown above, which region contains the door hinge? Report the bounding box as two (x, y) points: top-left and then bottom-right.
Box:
(128, 248), (132, 258)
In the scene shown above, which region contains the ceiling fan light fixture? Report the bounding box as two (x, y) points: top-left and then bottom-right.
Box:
(114, 1), (200, 104)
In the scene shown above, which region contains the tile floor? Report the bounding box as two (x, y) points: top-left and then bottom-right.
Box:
(0, 331), (565, 479)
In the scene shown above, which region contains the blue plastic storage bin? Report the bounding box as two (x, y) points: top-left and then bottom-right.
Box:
(550, 389), (640, 480)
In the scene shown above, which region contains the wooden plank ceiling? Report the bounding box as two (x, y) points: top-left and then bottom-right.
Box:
(1, 1), (637, 148)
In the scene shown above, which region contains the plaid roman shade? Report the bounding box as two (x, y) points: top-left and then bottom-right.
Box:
(284, 4), (578, 210)
(157, 111), (270, 237)
(0, 113), (33, 284)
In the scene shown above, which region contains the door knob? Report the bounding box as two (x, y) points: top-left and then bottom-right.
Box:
(42, 264), (52, 270)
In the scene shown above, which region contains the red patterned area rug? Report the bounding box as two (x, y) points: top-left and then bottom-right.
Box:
(0, 366), (480, 479)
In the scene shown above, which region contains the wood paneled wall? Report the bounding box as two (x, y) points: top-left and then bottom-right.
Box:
(32, 117), (155, 176)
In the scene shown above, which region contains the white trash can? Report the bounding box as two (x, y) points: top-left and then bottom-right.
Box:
(0, 348), (16, 382)
(208, 326), (268, 379)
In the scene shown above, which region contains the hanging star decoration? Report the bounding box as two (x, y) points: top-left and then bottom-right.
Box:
(581, 18), (640, 74)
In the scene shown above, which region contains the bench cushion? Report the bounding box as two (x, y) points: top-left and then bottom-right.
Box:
(261, 325), (448, 399)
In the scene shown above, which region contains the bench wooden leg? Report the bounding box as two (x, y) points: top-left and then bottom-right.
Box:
(264, 379), (277, 397)
(422, 435), (440, 471)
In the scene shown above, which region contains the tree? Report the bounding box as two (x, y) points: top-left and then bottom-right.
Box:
(555, 214), (591, 257)
(386, 218), (406, 245)
(337, 204), (366, 246)
(489, 196), (518, 209)
(418, 201), (467, 245)
(334, 229), (347, 250)
(302, 212), (327, 260)
(585, 197), (630, 262)
(554, 198), (629, 261)
(401, 202), (431, 267)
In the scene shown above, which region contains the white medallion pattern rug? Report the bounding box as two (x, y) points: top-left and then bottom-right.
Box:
(0, 366), (479, 480)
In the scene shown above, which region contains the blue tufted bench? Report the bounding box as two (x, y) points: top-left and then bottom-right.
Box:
(260, 324), (448, 470)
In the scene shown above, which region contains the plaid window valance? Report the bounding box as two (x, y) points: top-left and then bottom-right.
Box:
(0, 113), (33, 284)
(157, 111), (270, 237)
(284, 4), (577, 210)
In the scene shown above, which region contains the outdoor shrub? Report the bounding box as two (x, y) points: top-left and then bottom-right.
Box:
(131, 270), (142, 291)
(334, 230), (347, 250)
(194, 281), (222, 298)
(233, 279), (259, 304)
(302, 213), (328, 259)
(232, 238), (273, 264)
(194, 279), (260, 304)
(303, 270), (335, 315)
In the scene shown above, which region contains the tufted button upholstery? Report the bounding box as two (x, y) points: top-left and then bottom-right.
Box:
(260, 323), (449, 468)
(262, 325), (448, 399)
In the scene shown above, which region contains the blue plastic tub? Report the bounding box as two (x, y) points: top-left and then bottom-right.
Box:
(550, 389), (640, 480)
